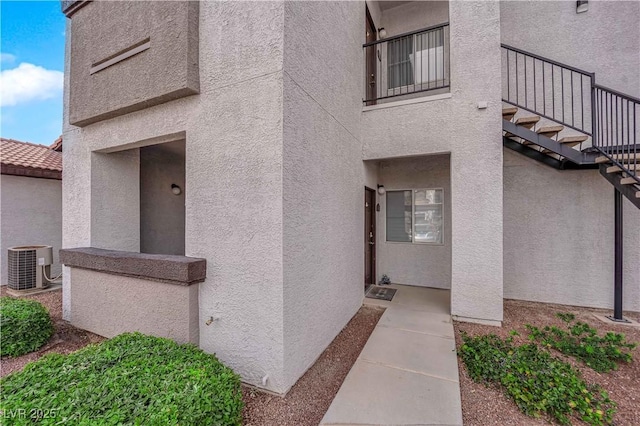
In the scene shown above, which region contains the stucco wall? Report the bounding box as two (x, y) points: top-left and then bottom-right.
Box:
(362, 1), (504, 324)
(282, 0), (365, 388)
(503, 149), (640, 312)
(91, 149), (140, 252)
(500, 0), (640, 97)
(68, 1), (199, 126)
(63, 0), (289, 393)
(140, 141), (186, 255)
(69, 267), (199, 344)
(380, 1), (449, 37)
(501, 1), (640, 312)
(376, 155), (452, 289)
(0, 175), (62, 285)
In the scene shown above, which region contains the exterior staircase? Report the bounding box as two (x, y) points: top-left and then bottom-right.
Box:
(501, 44), (640, 210)
(500, 44), (639, 322)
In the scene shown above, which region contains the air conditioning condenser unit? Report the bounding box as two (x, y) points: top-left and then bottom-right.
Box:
(7, 245), (53, 292)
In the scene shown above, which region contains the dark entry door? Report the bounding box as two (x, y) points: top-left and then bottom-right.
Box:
(364, 187), (376, 287)
(365, 8), (377, 105)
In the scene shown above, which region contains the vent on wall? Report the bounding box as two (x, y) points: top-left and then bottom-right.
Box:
(7, 246), (53, 291)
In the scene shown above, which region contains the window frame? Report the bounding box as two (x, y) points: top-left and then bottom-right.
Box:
(385, 188), (445, 246)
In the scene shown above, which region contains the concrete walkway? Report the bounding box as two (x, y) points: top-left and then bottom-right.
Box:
(321, 285), (463, 426)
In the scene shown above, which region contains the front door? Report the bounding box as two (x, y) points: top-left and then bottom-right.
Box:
(364, 187), (376, 288)
(365, 8), (377, 105)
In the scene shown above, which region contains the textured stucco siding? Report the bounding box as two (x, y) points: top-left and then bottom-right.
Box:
(362, 1), (504, 324)
(63, 1), (289, 393)
(140, 141), (186, 255)
(282, 0), (365, 388)
(501, 1), (640, 313)
(91, 149), (140, 252)
(376, 155), (452, 289)
(500, 0), (640, 97)
(503, 149), (640, 312)
(68, 1), (199, 126)
(0, 175), (62, 285)
(69, 268), (199, 344)
(379, 1), (449, 36)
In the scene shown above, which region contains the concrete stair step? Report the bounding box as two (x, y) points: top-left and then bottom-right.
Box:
(558, 135), (588, 147)
(515, 115), (540, 129)
(536, 124), (564, 138)
(620, 176), (640, 185)
(607, 163), (640, 174)
(596, 153), (639, 163)
(502, 106), (518, 121)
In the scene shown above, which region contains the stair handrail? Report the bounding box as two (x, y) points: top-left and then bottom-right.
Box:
(592, 83), (639, 184)
(501, 44), (639, 184)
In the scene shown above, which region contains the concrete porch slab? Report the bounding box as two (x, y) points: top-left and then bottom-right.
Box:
(364, 284), (450, 314)
(321, 360), (463, 426)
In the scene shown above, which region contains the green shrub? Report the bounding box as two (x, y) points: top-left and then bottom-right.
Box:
(0, 297), (53, 357)
(527, 313), (637, 373)
(0, 333), (243, 425)
(460, 333), (615, 425)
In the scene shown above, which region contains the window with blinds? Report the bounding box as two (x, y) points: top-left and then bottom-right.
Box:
(386, 189), (444, 244)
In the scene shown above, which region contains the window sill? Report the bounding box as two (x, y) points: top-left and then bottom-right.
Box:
(363, 92), (452, 112)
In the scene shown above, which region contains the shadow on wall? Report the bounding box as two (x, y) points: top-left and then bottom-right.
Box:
(140, 140), (186, 256)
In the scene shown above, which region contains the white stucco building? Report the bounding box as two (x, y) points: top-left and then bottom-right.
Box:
(59, 0), (639, 394)
(1, 138), (63, 286)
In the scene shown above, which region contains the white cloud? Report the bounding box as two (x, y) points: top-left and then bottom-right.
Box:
(0, 63), (63, 107)
(1, 53), (16, 64)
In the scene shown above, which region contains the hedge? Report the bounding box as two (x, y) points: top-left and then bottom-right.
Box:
(0, 297), (53, 357)
(0, 333), (243, 425)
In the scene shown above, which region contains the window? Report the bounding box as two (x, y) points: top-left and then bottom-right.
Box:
(387, 37), (414, 89)
(387, 30), (446, 90)
(386, 189), (444, 244)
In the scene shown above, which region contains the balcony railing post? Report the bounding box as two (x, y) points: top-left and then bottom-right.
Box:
(590, 72), (597, 147)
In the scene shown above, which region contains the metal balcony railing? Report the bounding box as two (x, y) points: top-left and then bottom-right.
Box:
(363, 23), (450, 105)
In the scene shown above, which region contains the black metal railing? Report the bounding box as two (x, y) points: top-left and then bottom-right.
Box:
(502, 44), (594, 135)
(363, 23), (450, 104)
(594, 85), (639, 181)
(501, 44), (639, 183)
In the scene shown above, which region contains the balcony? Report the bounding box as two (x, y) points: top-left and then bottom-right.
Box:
(364, 1), (451, 105)
(364, 23), (450, 105)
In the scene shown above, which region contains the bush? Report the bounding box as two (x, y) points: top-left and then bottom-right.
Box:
(460, 333), (615, 425)
(0, 333), (243, 425)
(0, 297), (53, 357)
(527, 313), (637, 373)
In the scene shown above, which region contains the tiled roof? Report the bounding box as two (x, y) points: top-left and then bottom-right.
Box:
(49, 135), (63, 152)
(1, 138), (63, 179)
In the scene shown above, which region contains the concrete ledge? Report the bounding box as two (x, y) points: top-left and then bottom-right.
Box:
(452, 315), (502, 327)
(60, 247), (205, 286)
(69, 268), (199, 344)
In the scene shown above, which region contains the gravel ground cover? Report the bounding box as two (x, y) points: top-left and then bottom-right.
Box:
(454, 299), (640, 426)
(3, 287), (636, 426)
(242, 305), (384, 426)
(1, 287), (384, 426)
(0, 286), (104, 377)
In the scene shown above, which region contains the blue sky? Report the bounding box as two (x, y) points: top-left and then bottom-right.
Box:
(1, 0), (66, 145)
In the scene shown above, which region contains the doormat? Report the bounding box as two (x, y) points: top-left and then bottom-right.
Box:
(366, 286), (397, 301)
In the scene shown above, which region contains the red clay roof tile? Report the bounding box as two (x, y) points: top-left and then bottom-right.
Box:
(1, 138), (63, 173)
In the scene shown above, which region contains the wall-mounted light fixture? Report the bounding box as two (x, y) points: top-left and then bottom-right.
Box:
(378, 27), (387, 39)
(171, 184), (182, 195)
(377, 184), (386, 195)
(576, 1), (588, 13)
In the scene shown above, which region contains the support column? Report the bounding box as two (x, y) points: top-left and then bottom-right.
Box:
(610, 188), (626, 322)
